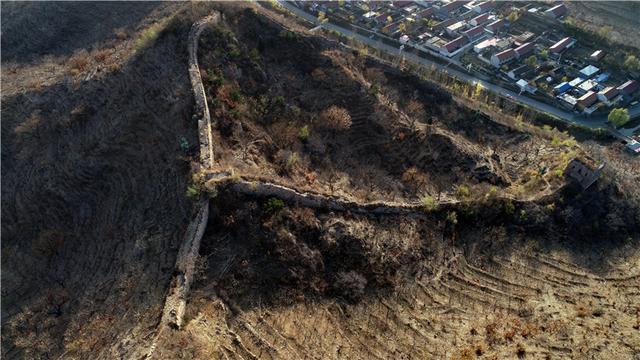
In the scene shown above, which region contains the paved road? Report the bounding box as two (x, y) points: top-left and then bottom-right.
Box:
(277, 1), (639, 140)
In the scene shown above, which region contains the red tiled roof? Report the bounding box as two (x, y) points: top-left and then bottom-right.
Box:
(471, 13), (490, 24)
(618, 80), (639, 94)
(475, 1), (494, 11)
(546, 4), (567, 17)
(598, 87), (619, 100)
(486, 19), (505, 31)
(392, 1), (413, 8)
(514, 42), (534, 57)
(578, 91), (597, 106)
(494, 48), (516, 60)
(464, 25), (484, 38)
(416, 7), (434, 18)
(550, 37), (573, 53)
(441, 0), (467, 13)
(443, 36), (468, 52)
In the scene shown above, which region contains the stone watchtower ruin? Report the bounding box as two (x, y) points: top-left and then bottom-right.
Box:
(564, 158), (605, 190)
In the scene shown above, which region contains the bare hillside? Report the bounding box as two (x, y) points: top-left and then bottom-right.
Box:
(1, 2), (218, 358)
(2, 2), (639, 360)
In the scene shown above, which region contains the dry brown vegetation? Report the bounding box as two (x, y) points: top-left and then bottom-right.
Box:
(196, 8), (579, 206)
(2, 2), (639, 360)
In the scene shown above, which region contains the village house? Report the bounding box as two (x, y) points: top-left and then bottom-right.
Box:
(437, 0), (467, 17)
(550, 37), (575, 53)
(617, 80), (639, 96)
(516, 79), (537, 94)
(590, 50), (605, 62)
(597, 87), (620, 106)
(508, 65), (532, 80)
(473, 1), (495, 14)
(579, 65), (599, 78)
(514, 42), (534, 58)
(463, 25), (485, 40)
(625, 140), (640, 156)
(441, 36), (468, 56)
(565, 158), (604, 190)
(491, 48), (516, 67)
(485, 19), (505, 34)
(470, 13), (490, 26)
(577, 91), (598, 108)
(544, 3), (568, 19)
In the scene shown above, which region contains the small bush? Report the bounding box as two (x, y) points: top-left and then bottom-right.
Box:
(505, 201), (515, 216)
(264, 197), (285, 215)
(249, 48), (260, 63)
(320, 105), (352, 132)
(206, 69), (224, 87)
(114, 28), (128, 40)
(456, 185), (470, 199)
(93, 49), (112, 62)
(186, 184), (200, 198)
(446, 211), (458, 225)
(273, 95), (285, 106)
(68, 49), (91, 72)
(230, 89), (242, 102)
(298, 125), (310, 141)
(287, 152), (300, 168)
(229, 47), (241, 59)
(421, 195), (438, 212)
(135, 22), (163, 52)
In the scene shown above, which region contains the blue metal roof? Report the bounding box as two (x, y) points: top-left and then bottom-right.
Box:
(568, 77), (584, 87)
(554, 82), (571, 93)
(595, 72), (610, 83)
(580, 65), (599, 78)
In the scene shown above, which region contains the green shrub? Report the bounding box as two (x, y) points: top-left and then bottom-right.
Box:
(298, 125), (310, 141)
(264, 197), (285, 214)
(206, 69), (224, 87)
(421, 195), (438, 212)
(446, 211), (458, 225)
(179, 136), (190, 153)
(230, 89), (242, 102)
(273, 95), (285, 106)
(504, 201), (515, 216)
(249, 48), (261, 63)
(135, 22), (163, 52)
(186, 184), (200, 198)
(608, 108), (630, 128)
(456, 185), (470, 199)
(287, 152), (300, 167)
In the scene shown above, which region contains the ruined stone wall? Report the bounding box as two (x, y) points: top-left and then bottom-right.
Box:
(188, 13), (220, 168)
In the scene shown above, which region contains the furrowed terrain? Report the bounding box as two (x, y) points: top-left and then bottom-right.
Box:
(2, 2), (639, 360)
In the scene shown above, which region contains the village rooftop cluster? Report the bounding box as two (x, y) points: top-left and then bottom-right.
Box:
(294, 1), (640, 119)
